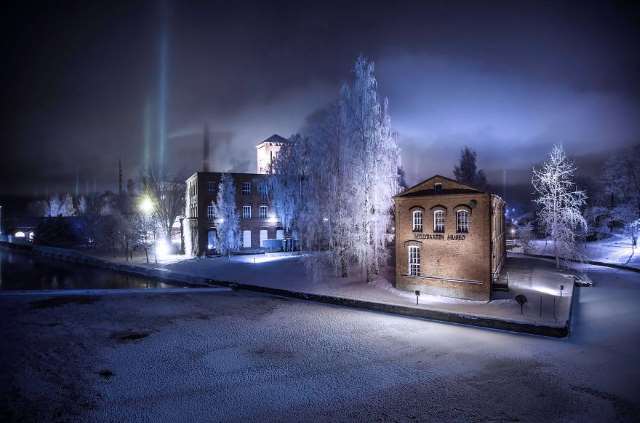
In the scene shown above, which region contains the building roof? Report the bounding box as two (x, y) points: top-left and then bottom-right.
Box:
(395, 174), (484, 198)
(256, 134), (289, 146)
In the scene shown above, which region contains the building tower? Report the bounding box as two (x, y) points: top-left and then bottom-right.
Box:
(256, 134), (289, 174)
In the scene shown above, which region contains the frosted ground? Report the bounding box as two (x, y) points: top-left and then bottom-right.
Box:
(526, 234), (640, 270)
(1, 264), (639, 422)
(157, 253), (574, 327)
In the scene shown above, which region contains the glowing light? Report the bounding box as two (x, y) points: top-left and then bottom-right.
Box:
(28, 232), (35, 241)
(529, 285), (562, 296)
(156, 239), (170, 258)
(14, 231), (25, 238)
(268, 216), (278, 224)
(139, 196), (155, 215)
(322, 217), (329, 222)
(510, 228), (516, 236)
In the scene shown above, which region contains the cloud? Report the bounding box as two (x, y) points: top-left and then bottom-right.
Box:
(376, 52), (640, 186)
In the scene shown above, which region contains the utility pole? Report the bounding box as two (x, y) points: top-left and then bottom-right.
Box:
(118, 159), (123, 196)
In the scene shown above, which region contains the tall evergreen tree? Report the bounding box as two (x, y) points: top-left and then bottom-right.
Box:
(453, 146), (488, 190)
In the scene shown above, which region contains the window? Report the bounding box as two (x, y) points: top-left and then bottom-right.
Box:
(434, 183), (443, 193)
(408, 245), (421, 276)
(242, 182), (251, 195)
(243, 205), (251, 219)
(259, 184), (269, 201)
(412, 210), (423, 232)
(207, 181), (215, 192)
(259, 205), (268, 219)
(434, 210), (445, 233)
(457, 210), (470, 233)
(207, 204), (215, 221)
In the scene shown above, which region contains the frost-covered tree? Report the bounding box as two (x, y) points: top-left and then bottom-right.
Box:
(273, 56), (399, 280)
(602, 145), (640, 249)
(453, 146), (488, 190)
(143, 172), (185, 245)
(269, 134), (305, 243)
(532, 145), (588, 268)
(213, 173), (240, 257)
(43, 193), (76, 217)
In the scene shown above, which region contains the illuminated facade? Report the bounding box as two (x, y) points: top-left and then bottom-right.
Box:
(394, 175), (505, 301)
(184, 172), (284, 256)
(256, 134), (289, 174)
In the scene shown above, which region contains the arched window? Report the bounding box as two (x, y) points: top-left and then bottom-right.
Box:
(412, 210), (423, 232)
(433, 210), (445, 233)
(457, 210), (470, 233)
(408, 245), (421, 276)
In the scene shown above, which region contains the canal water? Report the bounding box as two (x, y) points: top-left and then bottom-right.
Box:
(0, 249), (175, 290)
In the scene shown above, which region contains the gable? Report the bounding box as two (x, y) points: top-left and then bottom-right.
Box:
(396, 175), (482, 198)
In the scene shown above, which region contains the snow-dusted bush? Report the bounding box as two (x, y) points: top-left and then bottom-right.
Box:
(532, 145), (588, 268)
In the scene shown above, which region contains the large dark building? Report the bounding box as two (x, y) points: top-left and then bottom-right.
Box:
(184, 135), (287, 256)
(394, 175), (506, 301)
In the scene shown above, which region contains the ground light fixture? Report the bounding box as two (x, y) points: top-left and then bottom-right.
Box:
(415, 290), (420, 305)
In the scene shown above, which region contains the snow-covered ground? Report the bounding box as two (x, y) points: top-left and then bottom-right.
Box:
(152, 253), (573, 327)
(1, 265), (638, 422)
(525, 234), (640, 269)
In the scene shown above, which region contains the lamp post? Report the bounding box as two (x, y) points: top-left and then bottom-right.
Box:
(138, 195), (155, 263)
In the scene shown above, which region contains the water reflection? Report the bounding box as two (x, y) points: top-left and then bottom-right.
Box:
(0, 249), (176, 290)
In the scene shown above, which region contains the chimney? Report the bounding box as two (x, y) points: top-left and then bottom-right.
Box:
(202, 123), (210, 172)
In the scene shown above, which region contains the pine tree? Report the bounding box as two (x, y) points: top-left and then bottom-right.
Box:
(453, 146), (487, 190)
(532, 145), (587, 268)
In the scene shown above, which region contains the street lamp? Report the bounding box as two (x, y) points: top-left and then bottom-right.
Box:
(139, 195), (155, 215)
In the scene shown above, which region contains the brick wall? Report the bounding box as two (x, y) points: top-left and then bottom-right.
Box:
(394, 176), (494, 301)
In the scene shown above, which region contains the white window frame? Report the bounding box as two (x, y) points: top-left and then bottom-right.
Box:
(207, 203), (215, 221)
(259, 205), (268, 219)
(242, 205), (251, 219)
(241, 182), (251, 195)
(412, 210), (423, 232)
(433, 210), (445, 233)
(408, 245), (421, 276)
(457, 210), (470, 233)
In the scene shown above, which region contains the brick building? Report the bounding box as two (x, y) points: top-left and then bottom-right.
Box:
(184, 172), (284, 256)
(184, 134), (289, 257)
(394, 175), (505, 301)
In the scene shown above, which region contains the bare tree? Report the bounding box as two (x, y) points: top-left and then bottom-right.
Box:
(143, 171), (185, 250)
(532, 145), (588, 268)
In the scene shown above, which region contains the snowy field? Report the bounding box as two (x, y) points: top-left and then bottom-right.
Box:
(0, 264), (638, 422)
(525, 235), (640, 269)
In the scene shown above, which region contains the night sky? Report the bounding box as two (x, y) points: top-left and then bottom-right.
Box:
(1, 0), (638, 196)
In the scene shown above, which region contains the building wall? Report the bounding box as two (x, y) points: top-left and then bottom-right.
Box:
(256, 142), (284, 174)
(394, 177), (495, 301)
(185, 172), (282, 256)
